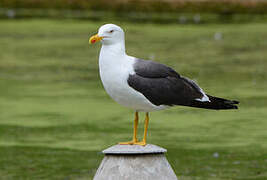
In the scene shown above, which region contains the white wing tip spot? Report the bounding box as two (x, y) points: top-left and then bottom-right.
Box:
(196, 94), (210, 102)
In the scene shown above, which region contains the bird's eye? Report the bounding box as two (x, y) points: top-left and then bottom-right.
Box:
(109, 30), (114, 33)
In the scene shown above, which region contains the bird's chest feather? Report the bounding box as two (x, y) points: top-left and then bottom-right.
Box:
(99, 55), (136, 102)
(98, 50), (166, 111)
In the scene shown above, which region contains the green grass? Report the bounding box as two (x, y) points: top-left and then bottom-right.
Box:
(0, 19), (266, 180)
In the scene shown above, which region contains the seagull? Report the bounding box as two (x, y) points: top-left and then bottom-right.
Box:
(89, 24), (239, 146)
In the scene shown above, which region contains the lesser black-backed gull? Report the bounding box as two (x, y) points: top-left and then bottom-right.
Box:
(89, 24), (239, 146)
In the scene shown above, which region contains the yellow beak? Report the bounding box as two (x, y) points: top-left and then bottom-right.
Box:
(89, 34), (103, 44)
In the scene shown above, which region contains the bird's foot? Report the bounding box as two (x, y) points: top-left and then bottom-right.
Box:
(132, 140), (146, 146)
(119, 139), (138, 145)
(119, 140), (146, 146)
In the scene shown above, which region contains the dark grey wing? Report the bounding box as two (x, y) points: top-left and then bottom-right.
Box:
(128, 58), (205, 106)
(133, 59), (180, 78)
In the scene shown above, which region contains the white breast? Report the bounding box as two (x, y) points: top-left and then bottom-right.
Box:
(99, 46), (166, 112)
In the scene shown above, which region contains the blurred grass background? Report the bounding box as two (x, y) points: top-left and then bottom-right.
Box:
(1, 0), (267, 23)
(0, 0), (267, 179)
(0, 19), (266, 180)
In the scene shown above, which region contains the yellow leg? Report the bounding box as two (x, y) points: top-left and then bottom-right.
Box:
(134, 112), (149, 146)
(119, 112), (139, 145)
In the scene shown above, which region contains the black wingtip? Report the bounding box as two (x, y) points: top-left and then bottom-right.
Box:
(190, 95), (240, 110)
(224, 100), (239, 109)
(232, 100), (239, 104)
(225, 104), (238, 110)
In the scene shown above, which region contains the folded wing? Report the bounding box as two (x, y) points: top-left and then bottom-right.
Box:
(128, 58), (239, 110)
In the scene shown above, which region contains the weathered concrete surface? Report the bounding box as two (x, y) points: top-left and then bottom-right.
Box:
(93, 144), (178, 180)
(103, 144), (167, 154)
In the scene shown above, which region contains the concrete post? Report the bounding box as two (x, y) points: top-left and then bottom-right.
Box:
(93, 144), (178, 180)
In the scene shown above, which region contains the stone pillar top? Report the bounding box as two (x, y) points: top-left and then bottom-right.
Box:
(102, 144), (167, 155)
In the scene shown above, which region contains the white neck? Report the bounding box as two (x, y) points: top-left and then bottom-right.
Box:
(100, 42), (126, 58)
(99, 42), (129, 72)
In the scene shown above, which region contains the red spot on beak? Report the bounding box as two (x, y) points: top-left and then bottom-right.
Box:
(91, 39), (96, 43)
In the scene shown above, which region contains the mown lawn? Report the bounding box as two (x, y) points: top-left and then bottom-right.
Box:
(0, 19), (266, 180)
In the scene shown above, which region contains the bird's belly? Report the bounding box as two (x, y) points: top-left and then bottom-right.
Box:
(100, 69), (166, 112)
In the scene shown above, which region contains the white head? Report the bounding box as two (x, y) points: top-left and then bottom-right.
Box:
(89, 24), (125, 46)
